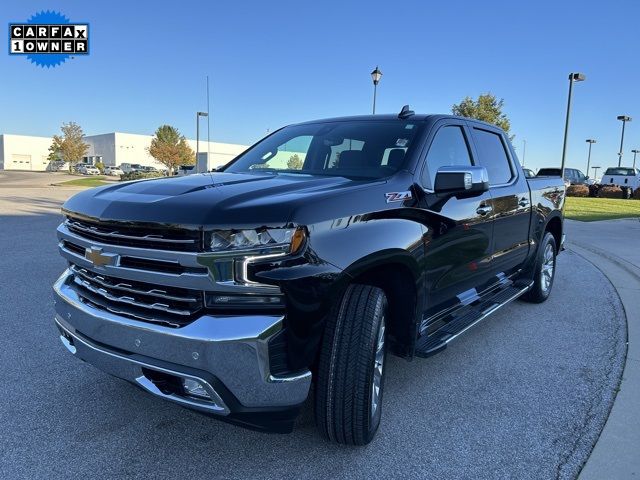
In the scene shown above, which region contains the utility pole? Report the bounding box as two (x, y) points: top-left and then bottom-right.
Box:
(617, 116), (632, 167)
(585, 139), (596, 177)
(560, 73), (586, 179)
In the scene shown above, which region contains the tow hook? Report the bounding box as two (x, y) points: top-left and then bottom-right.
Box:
(59, 331), (77, 354)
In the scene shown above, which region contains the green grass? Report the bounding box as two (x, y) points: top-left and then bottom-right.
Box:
(565, 196), (640, 221)
(55, 176), (110, 187)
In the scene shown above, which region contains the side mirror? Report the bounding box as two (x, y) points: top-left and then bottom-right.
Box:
(434, 166), (489, 195)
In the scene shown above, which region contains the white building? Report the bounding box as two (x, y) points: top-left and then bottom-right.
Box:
(0, 134), (52, 171)
(0, 132), (248, 172)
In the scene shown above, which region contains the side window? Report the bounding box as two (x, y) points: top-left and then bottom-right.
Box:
(422, 125), (472, 188)
(472, 128), (514, 185)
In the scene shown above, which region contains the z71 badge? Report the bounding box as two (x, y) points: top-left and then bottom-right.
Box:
(385, 191), (412, 203)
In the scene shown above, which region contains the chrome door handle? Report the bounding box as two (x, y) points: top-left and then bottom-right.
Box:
(476, 205), (493, 216)
(518, 197), (530, 207)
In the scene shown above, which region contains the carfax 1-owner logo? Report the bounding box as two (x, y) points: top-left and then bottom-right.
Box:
(8, 11), (89, 68)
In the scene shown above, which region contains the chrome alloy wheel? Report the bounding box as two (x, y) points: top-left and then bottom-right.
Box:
(370, 316), (386, 420)
(540, 243), (555, 293)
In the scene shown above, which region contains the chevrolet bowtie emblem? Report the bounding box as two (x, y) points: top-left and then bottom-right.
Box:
(84, 246), (118, 267)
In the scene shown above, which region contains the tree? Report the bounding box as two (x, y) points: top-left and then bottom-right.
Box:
(287, 154), (303, 170)
(147, 125), (195, 174)
(48, 122), (89, 172)
(451, 93), (513, 139)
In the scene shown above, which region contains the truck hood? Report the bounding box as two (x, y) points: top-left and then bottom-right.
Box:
(62, 172), (376, 228)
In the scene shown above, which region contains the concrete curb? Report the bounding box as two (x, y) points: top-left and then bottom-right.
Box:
(568, 242), (639, 479)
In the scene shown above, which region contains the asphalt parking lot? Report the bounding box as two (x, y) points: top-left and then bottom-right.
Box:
(0, 172), (627, 480)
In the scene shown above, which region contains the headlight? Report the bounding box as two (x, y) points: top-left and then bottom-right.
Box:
(207, 227), (306, 254)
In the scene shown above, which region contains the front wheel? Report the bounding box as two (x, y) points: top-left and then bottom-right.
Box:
(314, 284), (388, 445)
(522, 232), (557, 303)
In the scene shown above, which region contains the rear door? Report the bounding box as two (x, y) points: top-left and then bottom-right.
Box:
(469, 125), (531, 277)
(417, 120), (496, 317)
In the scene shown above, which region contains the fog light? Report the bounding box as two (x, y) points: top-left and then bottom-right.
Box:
(205, 293), (284, 308)
(182, 378), (211, 400)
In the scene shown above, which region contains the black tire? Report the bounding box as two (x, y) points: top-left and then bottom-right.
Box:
(314, 284), (388, 445)
(521, 232), (557, 303)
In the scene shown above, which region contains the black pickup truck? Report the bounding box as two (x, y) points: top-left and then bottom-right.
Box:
(53, 108), (565, 445)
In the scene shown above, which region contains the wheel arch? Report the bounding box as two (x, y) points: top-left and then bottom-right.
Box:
(544, 214), (563, 252)
(345, 250), (424, 358)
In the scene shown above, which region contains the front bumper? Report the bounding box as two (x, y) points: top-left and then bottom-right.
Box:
(53, 269), (311, 432)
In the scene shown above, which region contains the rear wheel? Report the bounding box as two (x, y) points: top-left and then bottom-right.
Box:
(522, 232), (557, 303)
(314, 284), (388, 445)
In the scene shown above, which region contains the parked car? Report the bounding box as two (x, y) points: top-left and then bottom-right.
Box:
(79, 165), (100, 175)
(600, 167), (640, 190)
(522, 167), (535, 178)
(537, 167), (589, 185)
(54, 110), (565, 445)
(49, 160), (69, 172)
(104, 166), (124, 176)
(120, 163), (144, 174)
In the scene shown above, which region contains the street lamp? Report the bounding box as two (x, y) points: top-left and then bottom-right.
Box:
(522, 139), (527, 166)
(585, 139), (596, 178)
(617, 115), (632, 167)
(560, 72), (586, 179)
(196, 111), (208, 172)
(632, 149), (640, 169)
(592, 166), (601, 181)
(370, 66), (382, 114)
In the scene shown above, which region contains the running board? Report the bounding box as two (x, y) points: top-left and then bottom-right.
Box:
(415, 281), (533, 358)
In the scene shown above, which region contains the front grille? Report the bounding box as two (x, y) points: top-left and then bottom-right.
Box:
(63, 240), (85, 256)
(118, 256), (193, 274)
(69, 264), (203, 327)
(65, 216), (202, 252)
(62, 239), (204, 276)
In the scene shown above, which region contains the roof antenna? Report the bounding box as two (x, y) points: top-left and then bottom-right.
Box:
(398, 104), (414, 119)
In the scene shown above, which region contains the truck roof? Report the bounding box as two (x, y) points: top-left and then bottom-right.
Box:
(295, 114), (502, 131)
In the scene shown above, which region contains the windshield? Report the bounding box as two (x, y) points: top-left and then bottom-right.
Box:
(224, 120), (423, 179)
(604, 167), (638, 176)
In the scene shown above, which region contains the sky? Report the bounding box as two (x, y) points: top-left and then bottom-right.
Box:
(2, 0), (639, 174)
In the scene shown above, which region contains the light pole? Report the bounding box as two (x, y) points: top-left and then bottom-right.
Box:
(592, 166), (601, 181)
(585, 139), (596, 178)
(632, 149), (639, 170)
(617, 115), (632, 167)
(370, 66), (382, 114)
(196, 111), (208, 172)
(560, 72), (586, 179)
(522, 139), (527, 166)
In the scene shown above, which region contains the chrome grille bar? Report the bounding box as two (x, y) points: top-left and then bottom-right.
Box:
(72, 274), (196, 316)
(66, 219), (197, 245)
(69, 265), (200, 303)
(79, 297), (183, 328)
